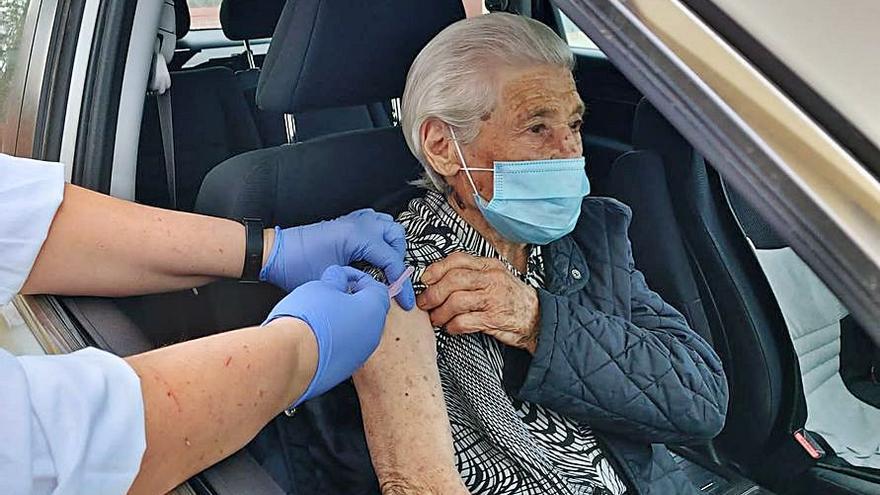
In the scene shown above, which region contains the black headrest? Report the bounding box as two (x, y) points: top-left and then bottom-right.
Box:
(632, 98), (680, 153)
(632, 98), (789, 250)
(175, 0), (191, 39)
(195, 127), (423, 226)
(257, 0), (465, 114)
(725, 186), (788, 250)
(219, 0), (285, 41)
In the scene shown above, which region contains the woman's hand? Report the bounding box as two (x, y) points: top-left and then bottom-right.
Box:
(417, 252), (541, 354)
(265, 265), (391, 407)
(260, 209), (415, 309)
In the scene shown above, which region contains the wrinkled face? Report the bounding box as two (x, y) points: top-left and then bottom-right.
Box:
(451, 64), (585, 203)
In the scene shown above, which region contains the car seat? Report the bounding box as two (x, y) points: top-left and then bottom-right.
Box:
(218, 0), (393, 146)
(727, 186), (880, 469)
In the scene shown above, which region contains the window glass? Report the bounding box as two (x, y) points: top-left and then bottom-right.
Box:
(463, 0), (489, 17)
(558, 11), (601, 51)
(188, 0), (222, 31)
(0, 0), (32, 152)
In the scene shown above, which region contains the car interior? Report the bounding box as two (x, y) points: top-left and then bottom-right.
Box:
(58, 0), (880, 493)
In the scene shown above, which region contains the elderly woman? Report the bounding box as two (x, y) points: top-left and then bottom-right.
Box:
(261, 12), (729, 495)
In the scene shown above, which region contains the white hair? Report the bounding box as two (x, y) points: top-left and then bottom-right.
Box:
(402, 13), (575, 193)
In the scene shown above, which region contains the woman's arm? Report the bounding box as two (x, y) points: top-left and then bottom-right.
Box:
(129, 264), (390, 495)
(352, 303), (468, 495)
(126, 317), (316, 495)
(510, 266), (729, 445)
(21, 184), (274, 297)
(19, 185), (416, 310)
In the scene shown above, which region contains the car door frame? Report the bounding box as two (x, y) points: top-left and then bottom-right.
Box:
(552, 0), (880, 350)
(551, 0), (880, 492)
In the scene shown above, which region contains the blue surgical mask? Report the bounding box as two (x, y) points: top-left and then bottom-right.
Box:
(449, 127), (590, 245)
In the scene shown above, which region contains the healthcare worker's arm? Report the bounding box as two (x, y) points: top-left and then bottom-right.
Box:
(20, 184), (415, 308)
(128, 265), (390, 495)
(3, 263), (389, 495)
(126, 317), (316, 495)
(20, 184), (257, 296)
(0, 154), (402, 495)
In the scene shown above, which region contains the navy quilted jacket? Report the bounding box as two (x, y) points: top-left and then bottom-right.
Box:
(510, 197), (729, 494)
(253, 197), (729, 494)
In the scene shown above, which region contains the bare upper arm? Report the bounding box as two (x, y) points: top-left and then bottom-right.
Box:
(352, 303), (468, 494)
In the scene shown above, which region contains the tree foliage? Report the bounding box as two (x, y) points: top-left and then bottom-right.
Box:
(0, 0), (31, 118)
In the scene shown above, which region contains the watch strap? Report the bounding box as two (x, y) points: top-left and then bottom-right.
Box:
(240, 217), (264, 282)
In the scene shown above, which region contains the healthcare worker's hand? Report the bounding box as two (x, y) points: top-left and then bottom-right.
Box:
(260, 209), (415, 310)
(264, 265), (391, 407)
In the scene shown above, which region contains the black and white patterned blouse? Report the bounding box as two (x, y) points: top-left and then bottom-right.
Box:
(398, 191), (627, 495)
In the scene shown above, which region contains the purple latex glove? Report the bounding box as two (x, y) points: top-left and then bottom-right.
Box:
(260, 209), (415, 310)
(264, 265), (390, 407)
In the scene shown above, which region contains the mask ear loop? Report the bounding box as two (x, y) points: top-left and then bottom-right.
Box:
(448, 126), (492, 200)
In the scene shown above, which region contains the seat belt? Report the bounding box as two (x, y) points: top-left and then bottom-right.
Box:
(156, 90), (177, 209)
(149, 0), (177, 208)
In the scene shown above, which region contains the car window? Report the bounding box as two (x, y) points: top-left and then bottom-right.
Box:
(463, 0), (489, 17)
(188, 0), (222, 31)
(558, 11), (601, 51)
(0, 0), (33, 152)
(183, 1), (488, 32)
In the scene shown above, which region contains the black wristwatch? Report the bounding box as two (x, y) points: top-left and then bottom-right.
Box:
(240, 217), (264, 283)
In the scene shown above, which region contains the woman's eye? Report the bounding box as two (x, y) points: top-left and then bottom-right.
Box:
(529, 124), (547, 134)
(570, 119), (583, 132)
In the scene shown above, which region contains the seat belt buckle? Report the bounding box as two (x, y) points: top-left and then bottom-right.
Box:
(793, 429), (826, 460)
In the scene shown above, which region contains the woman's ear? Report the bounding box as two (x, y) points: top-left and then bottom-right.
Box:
(421, 118), (462, 179)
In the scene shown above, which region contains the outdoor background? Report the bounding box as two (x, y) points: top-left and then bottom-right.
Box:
(188, 0), (222, 29)
(0, 0), (30, 151)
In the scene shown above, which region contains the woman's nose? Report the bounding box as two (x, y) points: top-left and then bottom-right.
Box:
(549, 125), (582, 159)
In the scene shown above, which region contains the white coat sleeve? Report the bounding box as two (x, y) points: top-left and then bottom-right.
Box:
(0, 348), (146, 495)
(0, 154), (65, 305)
(0, 154), (146, 494)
